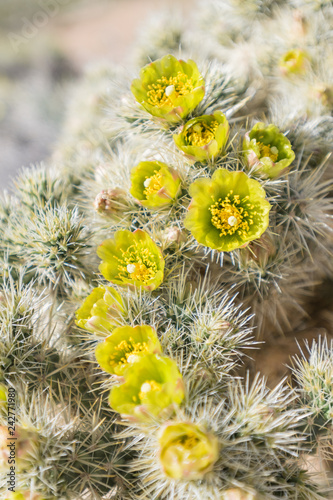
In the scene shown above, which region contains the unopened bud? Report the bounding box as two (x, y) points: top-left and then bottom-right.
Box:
(292, 10), (308, 38)
(94, 188), (127, 217)
(313, 84), (333, 108)
(161, 226), (186, 245)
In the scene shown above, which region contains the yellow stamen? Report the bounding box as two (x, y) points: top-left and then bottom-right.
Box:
(117, 244), (158, 284)
(209, 191), (255, 237)
(185, 120), (219, 147)
(143, 170), (163, 196)
(138, 380), (161, 401)
(257, 142), (278, 162)
(110, 337), (150, 368)
(176, 433), (200, 449)
(147, 72), (195, 107)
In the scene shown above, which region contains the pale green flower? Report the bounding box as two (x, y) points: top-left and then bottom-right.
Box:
(109, 354), (184, 422)
(97, 229), (165, 291)
(131, 54), (205, 124)
(173, 111), (229, 162)
(75, 286), (124, 334)
(243, 123), (295, 178)
(158, 421), (219, 479)
(184, 169), (271, 252)
(130, 161), (181, 208)
(279, 49), (309, 76)
(95, 325), (162, 376)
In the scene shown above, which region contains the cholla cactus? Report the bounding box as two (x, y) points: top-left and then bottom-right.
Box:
(291, 338), (333, 454)
(1, 0), (333, 499)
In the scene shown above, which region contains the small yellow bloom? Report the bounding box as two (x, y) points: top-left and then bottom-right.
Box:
(158, 421), (219, 479)
(131, 54), (205, 124)
(279, 49), (309, 76)
(173, 111), (229, 162)
(97, 229), (165, 291)
(75, 286), (124, 334)
(130, 161), (181, 208)
(243, 123), (295, 178)
(184, 169), (271, 252)
(109, 354), (184, 422)
(95, 325), (162, 376)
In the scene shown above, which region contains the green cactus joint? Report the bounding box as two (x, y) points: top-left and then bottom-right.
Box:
(95, 325), (162, 376)
(130, 160), (181, 208)
(109, 354), (185, 422)
(75, 285), (124, 334)
(131, 54), (205, 124)
(158, 421), (219, 480)
(97, 229), (165, 291)
(184, 168), (271, 252)
(243, 123), (295, 178)
(173, 111), (229, 162)
(279, 49), (309, 76)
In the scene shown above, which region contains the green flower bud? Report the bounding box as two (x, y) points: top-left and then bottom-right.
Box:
(109, 354), (184, 422)
(97, 229), (165, 291)
(94, 188), (128, 219)
(131, 54), (205, 124)
(95, 325), (162, 376)
(313, 84), (333, 108)
(75, 285), (124, 334)
(184, 168), (271, 252)
(279, 49), (309, 76)
(173, 111), (229, 162)
(158, 421), (219, 479)
(243, 123), (295, 179)
(130, 161), (181, 208)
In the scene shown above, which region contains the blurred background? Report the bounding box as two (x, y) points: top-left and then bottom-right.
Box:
(0, 0), (191, 188)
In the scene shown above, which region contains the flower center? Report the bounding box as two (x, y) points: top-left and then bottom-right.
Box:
(138, 380), (162, 402)
(185, 120), (219, 147)
(143, 170), (163, 196)
(111, 337), (150, 367)
(176, 433), (200, 450)
(146, 72), (195, 107)
(209, 191), (255, 237)
(117, 244), (158, 284)
(257, 142), (278, 162)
